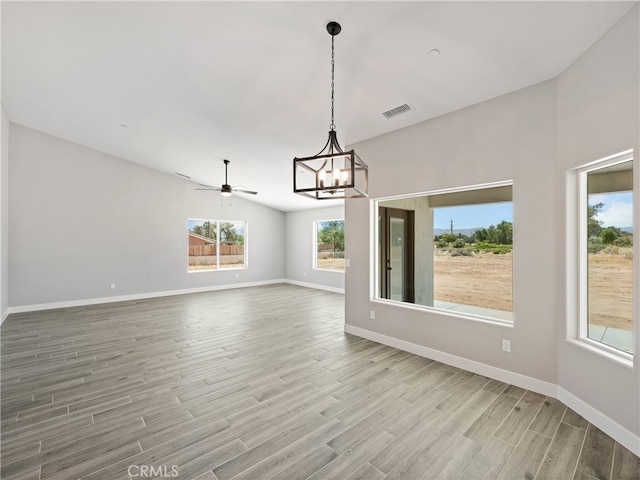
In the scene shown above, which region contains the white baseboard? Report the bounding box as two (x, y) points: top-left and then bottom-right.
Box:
(284, 279), (344, 295)
(558, 387), (640, 456)
(344, 324), (556, 396)
(344, 324), (640, 456)
(0, 309), (7, 326)
(5, 279), (343, 316)
(6, 279), (288, 315)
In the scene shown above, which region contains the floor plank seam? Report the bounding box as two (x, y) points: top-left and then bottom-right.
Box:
(2, 285), (637, 480)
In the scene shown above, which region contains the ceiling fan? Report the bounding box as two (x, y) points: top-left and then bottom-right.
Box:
(196, 159), (258, 197)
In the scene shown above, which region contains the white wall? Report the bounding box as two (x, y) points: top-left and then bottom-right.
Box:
(1, 106), (9, 321)
(344, 5), (639, 453)
(8, 124), (285, 309)
(3, 4), (638, 455)
(346, 79), (558, 381)
(556, 4), (639, 447)
(285, 205), (345, 293)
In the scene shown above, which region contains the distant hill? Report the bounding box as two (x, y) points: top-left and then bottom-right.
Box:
(434, 226), (632, 237)
(434, 228), (479, 237)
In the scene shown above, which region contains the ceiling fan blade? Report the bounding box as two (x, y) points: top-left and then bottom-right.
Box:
(233, 188), (258, 195)
(196, 160), (256, 195)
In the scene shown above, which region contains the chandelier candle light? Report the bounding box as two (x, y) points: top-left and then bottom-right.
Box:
(293, 21), (368, 199)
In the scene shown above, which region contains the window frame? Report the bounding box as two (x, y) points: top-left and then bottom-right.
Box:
(371, 180), (514, 326)
(314, 218), (345, 273)
(574, 150), (634, 361)
(187, 218), (248, 272)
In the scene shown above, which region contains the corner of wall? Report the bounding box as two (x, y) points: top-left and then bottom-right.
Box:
(555, 1), (639, 443)
(1, 106), (10, 322)
(283, 205), (345, 292)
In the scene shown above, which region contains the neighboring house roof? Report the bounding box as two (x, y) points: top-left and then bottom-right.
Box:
(188, 231), (216, 244)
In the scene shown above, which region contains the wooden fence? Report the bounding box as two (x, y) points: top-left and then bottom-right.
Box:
(189, 244), (244, 256)
(317, 244), (343, 252)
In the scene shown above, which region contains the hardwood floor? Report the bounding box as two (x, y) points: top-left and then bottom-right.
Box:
(1, 284), (638, 480)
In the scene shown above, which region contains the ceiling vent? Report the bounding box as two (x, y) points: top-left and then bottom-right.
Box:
(382, 104), (415, 119)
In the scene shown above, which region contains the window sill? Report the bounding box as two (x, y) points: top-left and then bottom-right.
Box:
(566, 338), (634, 368)
(188, 267), (246, 273)
(372, 297), (514, 328)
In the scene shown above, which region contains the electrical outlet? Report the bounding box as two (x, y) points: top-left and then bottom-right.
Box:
(502, 339), (511, 352)
(345, 259), (351, 267)
(303, 272), (307, 277)
(370, 310), (376, 320)
(110, 283), (116, 290)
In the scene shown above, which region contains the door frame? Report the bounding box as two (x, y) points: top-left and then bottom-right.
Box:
(379, 206), (415, 303)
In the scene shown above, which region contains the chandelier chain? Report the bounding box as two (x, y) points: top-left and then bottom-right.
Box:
(330, 33), (335, 131)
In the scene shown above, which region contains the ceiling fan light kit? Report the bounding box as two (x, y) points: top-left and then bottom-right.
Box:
(220, 184), (232, 197)
(293, 21), (368, 200)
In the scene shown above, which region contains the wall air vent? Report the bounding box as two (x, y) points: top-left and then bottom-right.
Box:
(382, 104), (415, 119)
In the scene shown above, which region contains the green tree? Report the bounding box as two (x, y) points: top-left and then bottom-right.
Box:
(486, 225), (497, 244)
(220, 222), (243, 244)
(601, 227), (619, 244)
(318, 221), (345, 250)
(495, 221), (513, 245)
(473, 228), (488, 243)
(588, 202), (604, 238)
(440, 233), (458, 244)
(191, 221), (216, 241)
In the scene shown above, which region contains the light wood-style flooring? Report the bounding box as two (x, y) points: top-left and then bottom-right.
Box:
(1, 284), (638, 480)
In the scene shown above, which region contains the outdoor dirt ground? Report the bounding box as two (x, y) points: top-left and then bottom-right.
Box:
(434, 252), (513, 313)
(434, 251), (633, 330)
(317, 258), (345, 270)
(587, 252), (633, 330)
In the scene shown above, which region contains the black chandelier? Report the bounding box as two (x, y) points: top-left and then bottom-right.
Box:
(293, 21), (368, 199)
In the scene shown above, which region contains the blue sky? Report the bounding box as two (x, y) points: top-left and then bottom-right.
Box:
(589, 192), (633, 228)
(188, 219), (203, 231)
(317, 220), (344, 231)
(433, 192), (634, 231)
(433, 202), (513, 230)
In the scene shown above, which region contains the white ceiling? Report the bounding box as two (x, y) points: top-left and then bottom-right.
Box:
(2, 1), (636, 211)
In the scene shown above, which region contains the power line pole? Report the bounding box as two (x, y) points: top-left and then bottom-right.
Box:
(450, 219), (453, 235)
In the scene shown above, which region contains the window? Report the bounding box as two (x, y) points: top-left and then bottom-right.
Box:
(376, 182), (513, 322)
(188, 218), (246, 271)
(315, 220), (345, 272)
(578, 152), (634, 355)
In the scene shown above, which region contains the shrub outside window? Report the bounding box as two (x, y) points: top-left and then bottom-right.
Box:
(315, 220), (345, 272)
(188, 219), (246, 271)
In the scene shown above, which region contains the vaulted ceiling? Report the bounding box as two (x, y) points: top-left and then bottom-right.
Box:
(2, 1), (635, 211)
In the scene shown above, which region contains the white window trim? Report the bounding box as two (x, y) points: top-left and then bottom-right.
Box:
(313, 219), (345, 273)
(187, 218), (248, 273)
(370, 179), (514, 325)
(570, 149), (634, 363)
